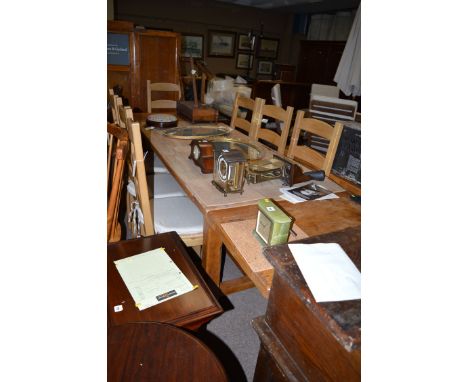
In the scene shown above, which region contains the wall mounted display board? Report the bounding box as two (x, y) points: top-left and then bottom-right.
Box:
(257, 38), (279, 59)
(107, 20), (136, 107)
(208, 30), (236, 57)
(257, 60), (273, 75)
(107, 33), (130, 65)
(181, 34), (204, 59)
(236, 53), (253, 69)
(238, 34), (254, 52)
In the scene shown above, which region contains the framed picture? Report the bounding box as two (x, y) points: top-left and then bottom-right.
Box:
(208, 30), (236, 57)
(236, 53), (253, 69)
(181, 34), (204, 58)
(258, 37), (279, 59)
(257, 60), (273, 75)
(238, 34), (254, 51)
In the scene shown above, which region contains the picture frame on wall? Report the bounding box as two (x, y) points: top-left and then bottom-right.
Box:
(181, 34), (204, 58)
(236, 53), (253, 69)
(238, 34), (254, 51)
(208, 30), (236, 57)
(257, 60), (273, 75)
(258, 37), (279, 59)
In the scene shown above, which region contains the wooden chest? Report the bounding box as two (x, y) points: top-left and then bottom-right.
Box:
(253, 226), (361, 381)
(177, 101), (218, 123)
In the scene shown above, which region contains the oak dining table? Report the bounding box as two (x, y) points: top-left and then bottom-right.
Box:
(134, 113), (360, 296)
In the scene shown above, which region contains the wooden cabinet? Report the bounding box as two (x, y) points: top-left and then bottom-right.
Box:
(296, 41), (346, 85)
(132, 29), (180, 111)
(253, 226), (361, 382)
(107, 21), (181, 111)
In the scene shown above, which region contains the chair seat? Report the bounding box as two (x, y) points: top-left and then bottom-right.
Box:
(153, 153), (169, 173)
(128, 174), (185, 199)
(150, 197), (203, 235)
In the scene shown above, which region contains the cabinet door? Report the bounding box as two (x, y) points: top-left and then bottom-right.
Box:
(297, 41), (345, 85)
(133, 30), (181, 111)
(324, 43), (346, 84)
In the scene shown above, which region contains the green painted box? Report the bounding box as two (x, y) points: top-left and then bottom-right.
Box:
(254, 199), (292, 246)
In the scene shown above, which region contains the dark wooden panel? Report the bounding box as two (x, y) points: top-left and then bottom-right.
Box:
(107, 70), (131, 101)
(108, 322), (228, 381)
(251, 80), (310, 110)
(296, 41), (345, 85)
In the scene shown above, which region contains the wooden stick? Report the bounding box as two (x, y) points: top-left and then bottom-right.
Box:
(190, 57), (199, 108)
(201, 73), (206, 104)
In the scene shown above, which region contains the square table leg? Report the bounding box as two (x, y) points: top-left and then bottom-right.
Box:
(202, 217), (223, 286)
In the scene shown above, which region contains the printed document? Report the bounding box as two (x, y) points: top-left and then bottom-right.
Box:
(288, 243), (360, 303)
(114, 248), (195, 310)
(280, 180), (338, 204)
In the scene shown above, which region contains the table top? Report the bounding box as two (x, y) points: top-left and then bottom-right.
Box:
(264, 226), (361, 352)
(107, 232), (223, 330)
(136, 113), (345, 215)
(207, 197), (361, 298)
(108, 322), (228, 381)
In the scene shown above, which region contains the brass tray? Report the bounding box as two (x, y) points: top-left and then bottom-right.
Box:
(210, 137), (264, 161)
(162, 125), (231, 139)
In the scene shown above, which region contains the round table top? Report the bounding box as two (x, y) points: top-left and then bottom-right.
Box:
(108, 322), (228, 381)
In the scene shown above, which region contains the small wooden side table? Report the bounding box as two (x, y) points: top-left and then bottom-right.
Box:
(108, 322), (228, 381)
(108, 232), (223, 331)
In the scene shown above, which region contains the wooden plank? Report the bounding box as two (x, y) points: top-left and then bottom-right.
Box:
(220, 276), (255, 295)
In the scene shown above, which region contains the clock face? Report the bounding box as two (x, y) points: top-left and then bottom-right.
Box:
(284, 162), (292, 177)
(218, 156), (228, 181)
(193, 145), (200, 160)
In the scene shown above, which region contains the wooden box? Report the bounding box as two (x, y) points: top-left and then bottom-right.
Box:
(177, 101), (218, 123)
(253, 226), (361, 381)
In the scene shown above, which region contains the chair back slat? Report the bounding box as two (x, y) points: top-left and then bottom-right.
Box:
(250, 102), (294, 155)
(230, 94), (263, 137)
(287, 110), (344, 176)
(147, 80), (181, 113)
(109, 92), (123, 126)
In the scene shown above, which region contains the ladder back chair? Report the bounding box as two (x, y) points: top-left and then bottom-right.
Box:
(118, 105), (185, 199)
(146, 80), (181, 113)
(108, 93), (125, 189)
(107, 122), (129, 242)
(230, 94), (263, 137)
(109, 90), (124, 126)
(121, 108), (203, 248)
(287, 110), (344, 176)
(250, 100), (294, 155)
